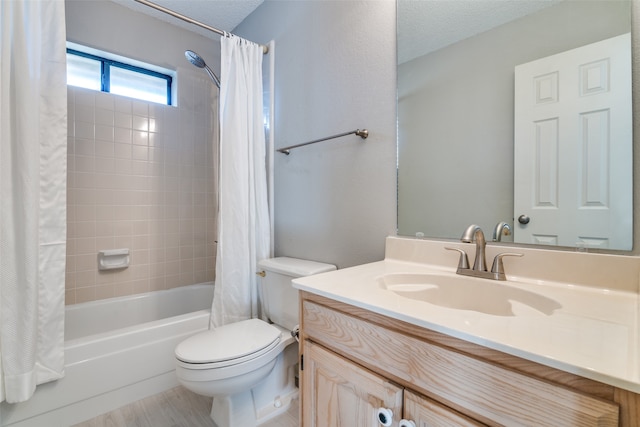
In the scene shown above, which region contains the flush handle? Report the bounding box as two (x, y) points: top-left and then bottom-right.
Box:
(256, 271), (266, 277)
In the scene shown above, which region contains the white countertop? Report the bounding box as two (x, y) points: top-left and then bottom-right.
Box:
(293, 258), (640, 393)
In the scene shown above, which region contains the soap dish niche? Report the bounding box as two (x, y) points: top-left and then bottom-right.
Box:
(98, 249), (130, 271)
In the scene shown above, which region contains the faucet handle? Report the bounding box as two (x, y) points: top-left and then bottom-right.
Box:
(491, 252), (524, 277)
(445, 247), (470, 270)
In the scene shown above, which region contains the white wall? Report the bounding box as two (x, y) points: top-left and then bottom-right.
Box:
(235, 0), (398, 268)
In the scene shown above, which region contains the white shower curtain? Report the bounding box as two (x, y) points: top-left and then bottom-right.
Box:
(211, 35), (270, 328)
(0, 0), (67, 403)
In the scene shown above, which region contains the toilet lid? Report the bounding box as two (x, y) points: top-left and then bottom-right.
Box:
(175, 318), (281, 364)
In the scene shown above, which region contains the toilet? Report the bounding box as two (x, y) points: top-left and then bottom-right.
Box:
(175, 257), (336, 427)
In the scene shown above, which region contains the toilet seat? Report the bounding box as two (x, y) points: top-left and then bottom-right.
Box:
(175, 318), (282, 369)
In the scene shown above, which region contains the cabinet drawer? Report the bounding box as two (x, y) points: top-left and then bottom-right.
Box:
(302, 300), (619, 427)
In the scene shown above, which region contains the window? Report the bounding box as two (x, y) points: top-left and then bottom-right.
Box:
(66, 48), (172, 105)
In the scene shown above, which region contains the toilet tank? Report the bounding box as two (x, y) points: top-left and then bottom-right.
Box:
(258, 257), (336, 331)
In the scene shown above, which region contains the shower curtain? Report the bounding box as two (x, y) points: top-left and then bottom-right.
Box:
(211, 35), (270, 328)
(0, 0), (67, 403)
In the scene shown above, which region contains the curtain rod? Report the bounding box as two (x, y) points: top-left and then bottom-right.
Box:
(133, 0), (269, 54)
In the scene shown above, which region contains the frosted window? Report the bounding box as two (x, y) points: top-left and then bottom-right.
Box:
(110, 66), (168, 105)
(66, 54), (101, 90)
(66, 47), (172, 105)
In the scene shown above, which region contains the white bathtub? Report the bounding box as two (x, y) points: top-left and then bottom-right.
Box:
(0, 283), (213, 427)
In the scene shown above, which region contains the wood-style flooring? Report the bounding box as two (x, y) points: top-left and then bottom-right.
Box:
(71, 386), (299, 427)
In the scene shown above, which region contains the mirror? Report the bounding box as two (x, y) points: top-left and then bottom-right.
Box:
(397, 0), (633, 250)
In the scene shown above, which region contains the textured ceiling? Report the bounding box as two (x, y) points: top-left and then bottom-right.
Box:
(111, 0), (560, 62)
(398, 0), (562, 64)
(110, 0), (264, 40)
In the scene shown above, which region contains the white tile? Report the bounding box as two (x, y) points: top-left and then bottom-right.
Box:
(74, 173), (97, 189)
(115, 111), (132, 129)
(73, 188), (96, 205)
(149, 117), (159, 133)
(114, 143), (132, 159)
(95, 108), (114, 126)
(94, 92), (114, 111)
(133, 130), (149, 147)
(75, 107), (94, 124)
(114, 96), (132, 114)
(132, 100), (148, 117)
(95, 157), (115, 174)
(75, 122), (95, 140)
(132, 160), (148, 176)
(95, 124), (114, 142)
(74, 156), (95, 173)
(133, 115), (149, 132)
(95, 141), (115, 158)
(148, 103), (163, 119)
(75, 138), (95, 156)
(148, 132), (163, 148)
(75, 89), (95, 107)
(114, 158), (133, 175)
(114, 127), (132, 144)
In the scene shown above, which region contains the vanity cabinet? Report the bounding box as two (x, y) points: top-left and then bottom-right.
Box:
(303, 339), (478, 426)
(299, 292), (639, 427)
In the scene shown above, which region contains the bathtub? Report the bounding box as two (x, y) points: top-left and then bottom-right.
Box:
(0, 283), (213, 427)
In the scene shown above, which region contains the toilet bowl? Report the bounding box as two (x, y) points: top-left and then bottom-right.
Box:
(174, 257), (336, 427)
(175, 318), (288, 397)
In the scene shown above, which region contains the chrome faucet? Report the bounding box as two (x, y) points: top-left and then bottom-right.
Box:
(460, 224), (487, 272)
(445, 224), (523, 281)
(492, 221), (512, 242)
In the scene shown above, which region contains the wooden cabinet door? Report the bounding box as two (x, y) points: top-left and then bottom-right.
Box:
(302, 340), (403, 427)
(404, 390), (485, 427)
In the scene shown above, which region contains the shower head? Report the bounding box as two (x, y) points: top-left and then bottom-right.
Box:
(185, 50), (205, 68)
(185, 50), (220, 89)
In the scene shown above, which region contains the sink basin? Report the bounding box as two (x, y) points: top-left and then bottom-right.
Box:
(379, 273), (562, 316)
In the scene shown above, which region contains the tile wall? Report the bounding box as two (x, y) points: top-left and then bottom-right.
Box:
(65, 70), (218, 304)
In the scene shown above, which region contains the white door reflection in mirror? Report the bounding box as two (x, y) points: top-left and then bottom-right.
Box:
(514, 33), (632, 249)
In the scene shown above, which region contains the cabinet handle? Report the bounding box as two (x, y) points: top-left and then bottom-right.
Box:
(376, 407), (393, 426)
(399, 420), (416, 427)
